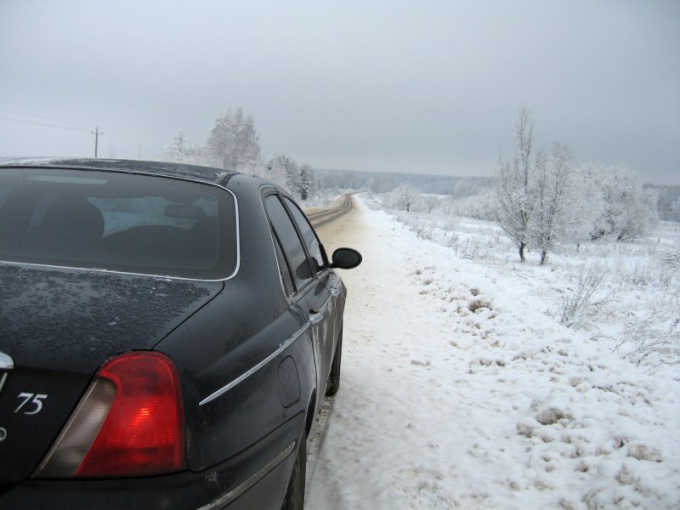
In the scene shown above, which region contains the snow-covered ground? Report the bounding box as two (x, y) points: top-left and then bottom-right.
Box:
(307, 195), (680, 509)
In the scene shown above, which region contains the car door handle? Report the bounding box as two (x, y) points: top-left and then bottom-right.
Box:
(308, 310), (324, 325)
(330, 286), (340, 297)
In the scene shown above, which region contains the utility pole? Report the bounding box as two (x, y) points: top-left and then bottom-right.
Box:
(92, 126), (103, 158)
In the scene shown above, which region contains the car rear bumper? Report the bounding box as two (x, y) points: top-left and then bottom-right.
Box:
(0, 415), (303, 510)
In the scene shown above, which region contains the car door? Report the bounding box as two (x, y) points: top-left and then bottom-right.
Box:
(281, 196), (342, 388)
(263, 192), (334, 403)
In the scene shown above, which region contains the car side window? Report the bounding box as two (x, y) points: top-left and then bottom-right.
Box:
(265, 194), (314, 292)
(283, 197), (326, 272)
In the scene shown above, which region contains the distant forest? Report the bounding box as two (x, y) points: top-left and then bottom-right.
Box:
(316, 169), (680, 222)
(315, 169), (492, 197)
(645, 184), (680, 222)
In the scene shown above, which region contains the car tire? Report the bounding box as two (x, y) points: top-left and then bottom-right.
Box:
(325, 328), (343, 396)
(281, 433), (306, 510)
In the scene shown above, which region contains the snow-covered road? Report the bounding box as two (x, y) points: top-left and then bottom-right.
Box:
(307, 196), (680, 509)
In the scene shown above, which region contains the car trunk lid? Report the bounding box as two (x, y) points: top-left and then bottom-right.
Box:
(0, 264), (223, 484)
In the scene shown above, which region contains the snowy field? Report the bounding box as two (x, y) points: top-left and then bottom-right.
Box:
(307, 195), (680, 509)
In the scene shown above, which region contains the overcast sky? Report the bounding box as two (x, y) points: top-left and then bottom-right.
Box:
(1, 0), (678, 185)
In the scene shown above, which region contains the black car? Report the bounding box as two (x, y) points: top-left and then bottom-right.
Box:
(0, 159), (361, 509)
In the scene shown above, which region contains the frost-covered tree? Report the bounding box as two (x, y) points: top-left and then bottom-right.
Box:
(163, 129), (189, 162)
(495, 109), (618, 263)
(387, 185), (420, 212)
(531, 143), (579, 264)
(495, 107), (536, 262)
(266, 155), (297, 192)
(299, 164), (316, 201)
(672, 195), (680, 222)
(205, 108), (261, 172)
(563, 166), (605, 245)
(154, 109), (308, 204)
(284, 160), (300, 196)
(413, 195), (440, 213)
(265, 157), (317, 200)
(649, 185), (680, 222)
(441, 189), (497, 221)
(161, 129), (209, 166)
(586, 164), (658, 241)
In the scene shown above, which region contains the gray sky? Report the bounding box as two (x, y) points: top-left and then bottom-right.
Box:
(1, 0), (678, 185)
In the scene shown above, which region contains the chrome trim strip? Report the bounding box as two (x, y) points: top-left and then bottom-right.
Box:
(199, 324), (309, 406)
(232, 192), (242, 279)
(196, 441), (296, 510)
(0, 373), (8, 396)
(0, 352), (13, 370)
(0, 260), (237, 283)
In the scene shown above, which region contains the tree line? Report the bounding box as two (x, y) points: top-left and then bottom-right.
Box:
(161, 106), (674, 265)
(161, 108), (317, 201)
(385, 108), (666, 265)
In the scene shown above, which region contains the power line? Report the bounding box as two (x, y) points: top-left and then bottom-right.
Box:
(0, 109), (110, 158)
(0, 108), (94, 129)
(0, 109), (136, 143)
(0, 107), (147, 156)
(0, 115), (91, 132)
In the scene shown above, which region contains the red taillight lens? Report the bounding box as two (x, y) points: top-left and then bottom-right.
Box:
(78, 352), (185, 476)
(35, 352), (186, 478)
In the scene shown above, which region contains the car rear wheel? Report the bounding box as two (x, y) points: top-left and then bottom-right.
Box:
(325, 328), (343, 396)
(281, 433), (306, 510)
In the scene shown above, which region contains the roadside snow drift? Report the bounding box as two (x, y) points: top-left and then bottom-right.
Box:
(307, 196), (680, 510)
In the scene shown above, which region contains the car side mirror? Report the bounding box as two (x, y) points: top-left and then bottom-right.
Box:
(330, 248), (362, 269)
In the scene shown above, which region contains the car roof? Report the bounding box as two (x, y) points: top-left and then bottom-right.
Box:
(0, 158), (240, 187)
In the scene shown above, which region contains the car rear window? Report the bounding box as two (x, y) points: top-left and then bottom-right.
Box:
(0, 167), (237, 279)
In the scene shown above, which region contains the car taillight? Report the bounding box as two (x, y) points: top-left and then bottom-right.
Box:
(34, 352), (186, 478)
